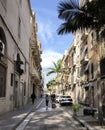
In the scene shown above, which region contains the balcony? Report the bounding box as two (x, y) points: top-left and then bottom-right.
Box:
(32, 50), (38, 57)
(30, 68), (40, 80)
(30, 39), (37, 49)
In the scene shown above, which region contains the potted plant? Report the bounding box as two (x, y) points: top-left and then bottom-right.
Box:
(72, 104), (82, 116)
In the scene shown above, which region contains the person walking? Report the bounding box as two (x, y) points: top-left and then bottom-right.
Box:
(51, 94), (56, 108)
(45, 94), (49, 110)
(31, 93), (36, 104)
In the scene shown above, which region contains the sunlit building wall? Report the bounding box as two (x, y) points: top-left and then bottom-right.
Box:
(0, 0), (33, 114)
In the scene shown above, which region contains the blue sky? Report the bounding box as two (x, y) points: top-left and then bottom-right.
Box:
(30, 0), (74, 86)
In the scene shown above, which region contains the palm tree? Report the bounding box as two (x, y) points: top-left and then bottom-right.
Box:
(47, 59), (67, 94)
(57, 0), (105, 38)
(47, 59), (64, 76)
(46, 79), (58, 94)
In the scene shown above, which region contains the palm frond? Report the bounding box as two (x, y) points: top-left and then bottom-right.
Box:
(47, 70), (56, 76)
(47, 67), (55, 70)
(52, 61), (58, 69)
(57, 10), (94, 35)
(57, 0), (105, 38)
(58, 0), (81, 21)
(47, 59), (63, 76)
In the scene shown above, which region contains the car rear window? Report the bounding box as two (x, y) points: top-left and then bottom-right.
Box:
(61, 96), (71, 98)
(66, 96), (71, 98)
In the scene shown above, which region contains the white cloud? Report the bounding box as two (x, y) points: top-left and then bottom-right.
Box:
(41, 49), (62, 69)
(41, 49), (63, 86)
(37, 20), (55, 44)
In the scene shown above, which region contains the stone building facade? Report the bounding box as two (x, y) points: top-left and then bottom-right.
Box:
(0, 0), (43, 115)
(58, 30), (104, 110)
(29, 12), (43, 98)
(52, 0), (105, 114)
(61, 31), (81, 103)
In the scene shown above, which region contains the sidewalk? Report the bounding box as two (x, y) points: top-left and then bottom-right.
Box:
(74, 107), (105, 130)
(0, 98), (43, 130)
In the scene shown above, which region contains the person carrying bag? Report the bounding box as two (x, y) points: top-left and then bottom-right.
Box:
(45, 94), (49, 110)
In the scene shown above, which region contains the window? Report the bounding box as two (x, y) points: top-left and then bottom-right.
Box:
(91, 63), (94, 79)
(0, 64), (6, 97)
(100, 58), (105, 77)
(18, 17), (21, 40)
(24, 60), (26, 73)
(11, 73), (13, 86)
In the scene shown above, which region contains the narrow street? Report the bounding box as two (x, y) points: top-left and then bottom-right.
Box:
(1, 1), (105, 130)
(16, 98), (86, 130)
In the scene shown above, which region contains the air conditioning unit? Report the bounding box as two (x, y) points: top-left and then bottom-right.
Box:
(0, 40), (5, 55)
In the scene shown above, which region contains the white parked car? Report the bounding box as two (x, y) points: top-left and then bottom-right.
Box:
(55, 95), (62, 103)
(59, 95), (73, 106)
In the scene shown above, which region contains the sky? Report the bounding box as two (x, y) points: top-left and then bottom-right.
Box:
(30, 0), (74, 87)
